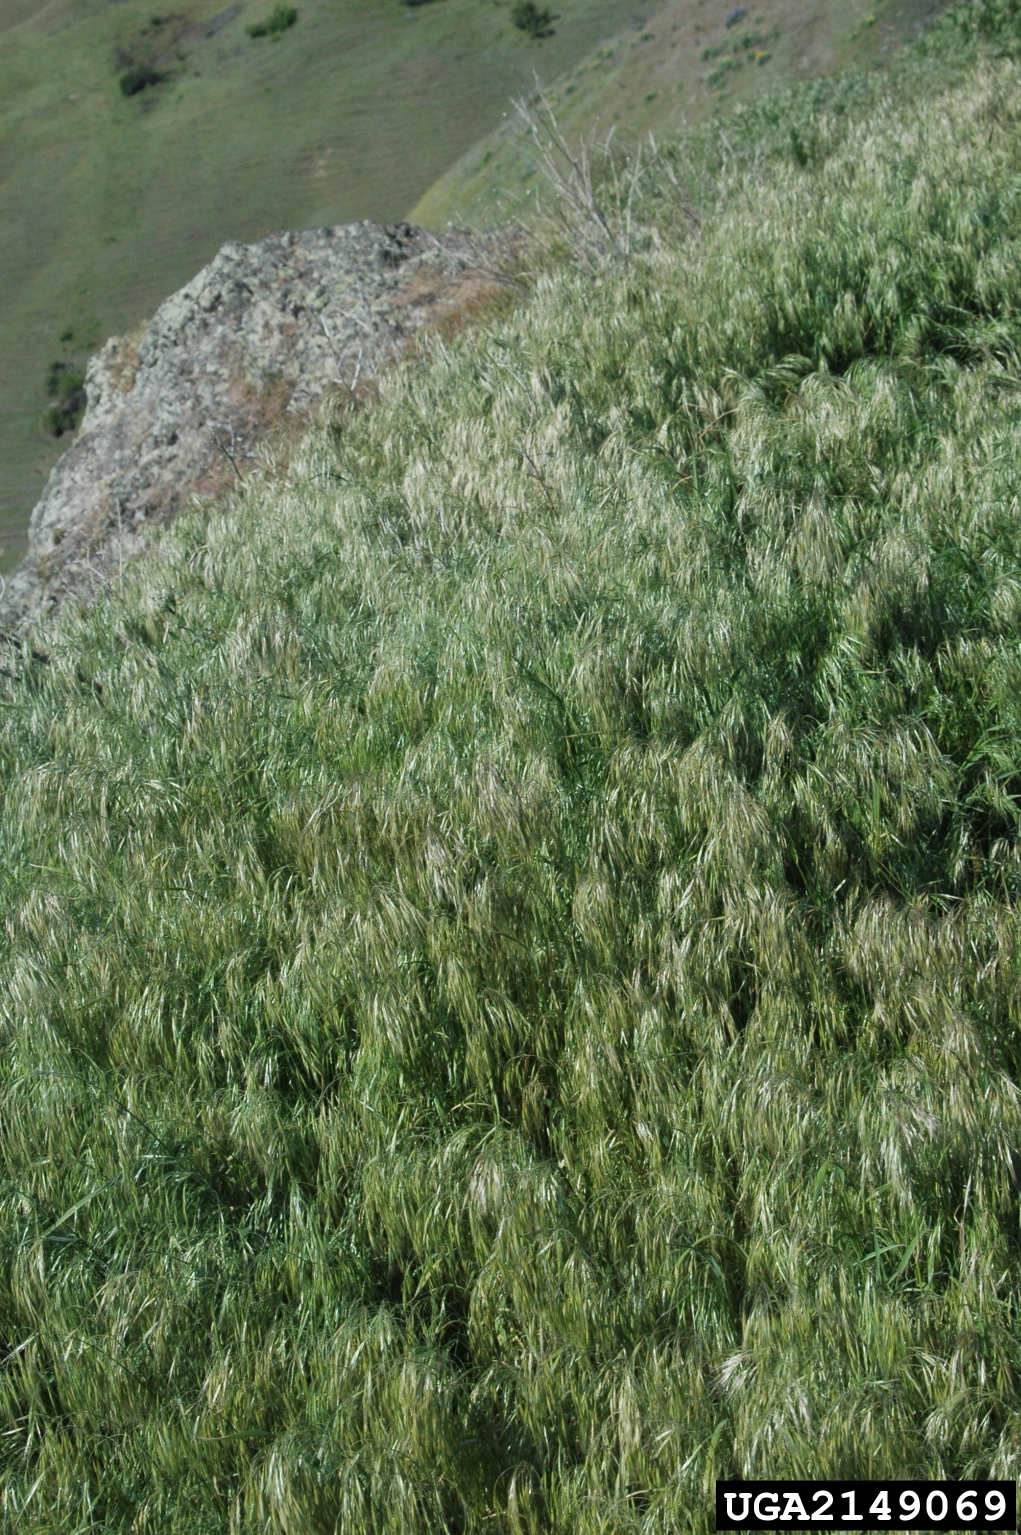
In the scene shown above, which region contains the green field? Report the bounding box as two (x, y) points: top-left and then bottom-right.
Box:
(0, 0), (637, 570)
(3, 3), (1021, 1523)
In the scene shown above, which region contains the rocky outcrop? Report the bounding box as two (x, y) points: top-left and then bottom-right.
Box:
(1, 220), (517, 632)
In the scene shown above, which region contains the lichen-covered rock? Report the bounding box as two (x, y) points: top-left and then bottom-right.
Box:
(1, 220), (517, 632)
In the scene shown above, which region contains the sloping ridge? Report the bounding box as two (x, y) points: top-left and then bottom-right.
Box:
(0, 219), (517, 634)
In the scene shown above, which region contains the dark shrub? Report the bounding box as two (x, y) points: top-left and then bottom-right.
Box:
(119, 64), (162, 96)
(43, 361), (86, 438)
(247, 4), (298, 37)
(511, 0), (556, 36)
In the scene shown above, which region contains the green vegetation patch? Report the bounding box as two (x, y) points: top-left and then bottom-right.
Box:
(704, 26), (777, 87)
(246, 3), (298, 39)
(42, 357), (86, 438)
(511, 0), (558, 39)
(6, 30), (1021, 1533)
(119, 62), (164, 95)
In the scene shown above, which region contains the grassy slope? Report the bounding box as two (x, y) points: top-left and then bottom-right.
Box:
(3, 12), (1021, 1527)
(0, 0), (634, 569)
(0, 0), (52, 35)
(410, 0), (947, 228)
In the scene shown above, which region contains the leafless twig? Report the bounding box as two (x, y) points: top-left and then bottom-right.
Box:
(514, 83), (646, 265)
(487, 347), (558, 508)
(336, 301), (376, 338)
(464, 258), (532, 295)
(319, 315), (350, 390)
(321, 294), (379, 394)
(518, 441), (557, 511)
(209, 422), (245, 482)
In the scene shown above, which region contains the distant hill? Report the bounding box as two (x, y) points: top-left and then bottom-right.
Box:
(0, 0), (636, 569)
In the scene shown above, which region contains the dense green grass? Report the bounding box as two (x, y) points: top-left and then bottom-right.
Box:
(6, 22), (1021, 1529)
(0, 0), (630, 569)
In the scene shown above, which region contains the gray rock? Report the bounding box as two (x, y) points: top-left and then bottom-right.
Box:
(1, 219), (517, 633)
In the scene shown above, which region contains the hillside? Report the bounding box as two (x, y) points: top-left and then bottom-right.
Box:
(2, 5), (1021, 1526)
(0, 0), (631, 571)
(410, 0), (948, 228)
